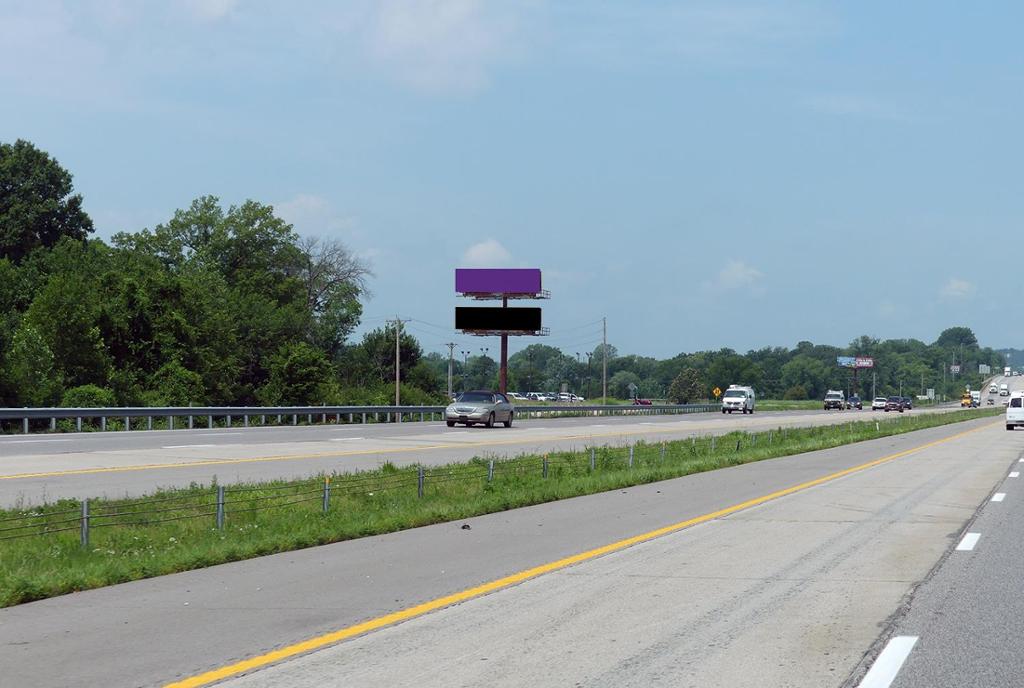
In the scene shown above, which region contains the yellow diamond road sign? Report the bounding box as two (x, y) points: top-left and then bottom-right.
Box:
(713, 387), (722, 398)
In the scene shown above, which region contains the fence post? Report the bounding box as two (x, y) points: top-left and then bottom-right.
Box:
(590, 447), (596, 471)
(417, 466), (425, 498)
(628, 445), (634, 468)
(78, 417), (83, 432)
(543, 454), (549, 478)
(660, 442), (666, 462)
(735, 439), (741, 452)
(168, 416), (173, 431)
(711, 436), (716, 452)
(487, 459), (494, 483)
(216, 486), (225, 530)
(80, 499), (90, 549)
(322, 477), (331, 513)
(22, 417), (27, 434)
(769, 431), (773, 444)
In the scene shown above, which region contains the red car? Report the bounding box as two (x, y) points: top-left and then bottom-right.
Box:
(633, 398), (652, 405)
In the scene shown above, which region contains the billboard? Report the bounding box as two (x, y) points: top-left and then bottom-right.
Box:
(838, 356), (874, 368)
(455, 268), (542, 295)
(455, 306), (542, 332)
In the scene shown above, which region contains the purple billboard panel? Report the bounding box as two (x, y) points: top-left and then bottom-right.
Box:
(455, 268), (542, 295)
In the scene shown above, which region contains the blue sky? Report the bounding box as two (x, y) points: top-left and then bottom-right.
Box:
(2, 1), (1021, 358)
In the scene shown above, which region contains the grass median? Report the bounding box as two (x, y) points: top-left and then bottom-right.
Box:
(0, 407), (999, 607)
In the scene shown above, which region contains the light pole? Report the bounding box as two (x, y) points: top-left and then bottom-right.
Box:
(461, 350), (470, 392)
(576, 352), (582, 398)
(480, 348), (489, 389)
(585, 352), (593, 399)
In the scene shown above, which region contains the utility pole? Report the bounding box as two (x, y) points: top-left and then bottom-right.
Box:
(602, 316), (608, 404)
(387, 316), (409, 406)
(872, 371), (876, 400)
(445, 342), (456, 399)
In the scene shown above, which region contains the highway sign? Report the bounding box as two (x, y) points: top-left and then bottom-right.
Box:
(713, 387), (722, 398)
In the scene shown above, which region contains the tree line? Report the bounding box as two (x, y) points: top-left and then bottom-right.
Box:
(0, 139), (1003, 408)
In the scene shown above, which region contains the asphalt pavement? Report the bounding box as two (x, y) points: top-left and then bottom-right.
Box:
(0, 414), (1014, 688)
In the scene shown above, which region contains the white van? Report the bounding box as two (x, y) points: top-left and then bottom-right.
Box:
(721, 385), (755, 414)
(1000, 383), (1010, 396)
(1007, 391), (1024, 430)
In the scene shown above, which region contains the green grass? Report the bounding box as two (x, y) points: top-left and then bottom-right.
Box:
(0, 407), (999, 607)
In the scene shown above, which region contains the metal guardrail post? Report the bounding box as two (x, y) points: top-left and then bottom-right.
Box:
(590, 448), (596, 471)
(227, 414), (232, 428)
(124, 416), (130, 431)
(216, 486), (225, 530)
(188, 415), (193, 429)
(50, 418), (55, 431)
(487, 460), (494, 483)
(628, 445), (634, 468)
(78, 417), (83, 431)
(208, 415), (213, 429)
(22, 417), (27, 434)
(292, 414), (297, 426)
(417, 466), (424, 498)
(244, 415), (249, 428)
(101, 416), (106, 431)
(80, 499), (90, 549)
(167, 416), (173, 431)
(322, 477), (331, 513)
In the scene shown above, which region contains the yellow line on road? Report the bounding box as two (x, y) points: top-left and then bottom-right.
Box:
(163, 420), (996, 688)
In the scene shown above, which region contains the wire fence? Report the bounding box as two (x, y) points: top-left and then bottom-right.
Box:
(0, 410), (985, 548)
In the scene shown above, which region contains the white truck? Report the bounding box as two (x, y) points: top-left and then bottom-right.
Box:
(1006, 366), (1013, 377)
(971, 390), (981, 407)
(823, 389), (845, 410)
(721, 385), (755, 414)
(1000, 383), (1010, 396)
(1007, 391), (1024, 430)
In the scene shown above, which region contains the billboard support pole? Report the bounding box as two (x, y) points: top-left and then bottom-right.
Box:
(500, 296), (508, 393)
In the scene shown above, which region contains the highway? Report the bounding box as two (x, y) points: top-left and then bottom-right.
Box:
(0, 401), (1017, 687)
(0, 404), (965, 506)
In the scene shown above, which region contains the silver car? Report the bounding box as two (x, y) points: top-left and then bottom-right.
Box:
(445, 390), (515, 428)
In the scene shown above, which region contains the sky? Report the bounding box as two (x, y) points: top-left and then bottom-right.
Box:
(2, 1), (1022, 359)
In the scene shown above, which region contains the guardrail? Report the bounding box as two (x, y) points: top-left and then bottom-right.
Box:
(0, 403), (720, 434)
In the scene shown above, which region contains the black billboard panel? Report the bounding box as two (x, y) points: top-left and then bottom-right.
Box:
(455, 307), (542, 332)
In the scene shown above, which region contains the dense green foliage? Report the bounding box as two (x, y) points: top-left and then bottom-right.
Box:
(0, 140), (1003, 407)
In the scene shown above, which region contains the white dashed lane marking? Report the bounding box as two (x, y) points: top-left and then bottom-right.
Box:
(956, 533), (981, 551)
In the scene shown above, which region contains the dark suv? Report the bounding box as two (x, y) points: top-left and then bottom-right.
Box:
(901, 396), (913, 410)
(846, 395), (863, 410)
(884, 396), (904, 412)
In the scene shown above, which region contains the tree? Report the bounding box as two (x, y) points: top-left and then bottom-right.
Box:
(609, 370), (641, 399)
(2, 322), (62, 406)
(935, 327), (978, 350)
(257, 342), (334, 405)
(358, 326), (422, 385)
(147, 360), (206, 406)
(0, 140), (94, 262)
(296, 236), (371, 358)
(668, 368), (704, 404)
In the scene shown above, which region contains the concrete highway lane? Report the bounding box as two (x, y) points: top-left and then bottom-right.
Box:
(0, 415), (1016, 688)
(0, 405), (964, 506)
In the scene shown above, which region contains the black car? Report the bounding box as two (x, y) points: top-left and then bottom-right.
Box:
(846, 395), (863, 410)
(884, 396), (904, 412)
(901, 396), (913, 410)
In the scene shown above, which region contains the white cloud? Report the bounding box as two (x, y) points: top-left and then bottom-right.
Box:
(362, 0), (521, 93)
(940, 278), (975, 299)
(703, 259), (764, 292)
(181, 0), (239, 22)
(461, 239), (512, 267)
(274, 193), (355, 235)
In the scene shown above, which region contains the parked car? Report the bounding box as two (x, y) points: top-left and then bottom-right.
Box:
(633, 397), (653, 406)
(871, 396), (888, 410)
(507, 392), (525, 401)
(884, 396), (905, 412)
(846, 395), (862, 410)
(445, 390), (515, 428)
